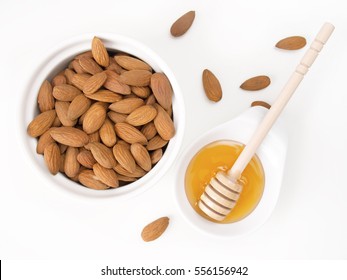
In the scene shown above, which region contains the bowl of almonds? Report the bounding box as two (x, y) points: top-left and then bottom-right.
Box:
(23, 34), (185, 198)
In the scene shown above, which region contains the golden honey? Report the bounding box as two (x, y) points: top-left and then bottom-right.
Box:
(185, 140), (265, 223)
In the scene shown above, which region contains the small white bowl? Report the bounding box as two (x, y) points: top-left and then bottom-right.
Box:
(175, 106), (288, 237)
(20, 34), (185, 200)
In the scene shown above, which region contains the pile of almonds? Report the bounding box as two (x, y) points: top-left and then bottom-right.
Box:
(27, 37), (175, 190)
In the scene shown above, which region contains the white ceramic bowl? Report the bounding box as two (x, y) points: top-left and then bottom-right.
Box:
(20, 34), (185, 199)
(175, 106), (288, 237)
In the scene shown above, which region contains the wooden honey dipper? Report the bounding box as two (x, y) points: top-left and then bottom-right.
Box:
(198, 23), (335, 221)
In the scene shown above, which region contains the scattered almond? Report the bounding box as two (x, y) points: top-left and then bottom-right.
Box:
(170, 11), (195, 37)
(276, 36), (306, 50)
(240, 75), (271, 91)
(202, 69), (222, 102)
(141, 217), (169, 242)
(251, 100), (271, 109)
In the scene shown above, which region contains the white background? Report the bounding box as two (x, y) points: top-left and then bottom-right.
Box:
(0, 0), (346, 261)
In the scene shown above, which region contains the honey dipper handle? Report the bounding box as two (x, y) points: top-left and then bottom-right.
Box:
(229, 23), (335, 179)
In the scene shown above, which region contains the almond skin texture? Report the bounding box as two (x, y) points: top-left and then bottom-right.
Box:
(99, 118), (117, 147)
(50, 127), (89, 147)
(112, 143), (136, 173)
(37, 80), (54, 112)
(276, 36), (307, 50)
(52, 84), (82, 101)
(52, 75), (67, 87)
(104, 70), (131, 95)
(170, 11), (195, 37)
(87, 142), (117, 169)
(126, 105), (157, 126)
(119, 70), (152, 87)
(92, 37), (110, 67)
(130, 143), (152, 171)
(141, 122), (157, 140)
(131, 86), (151, 98)
(114, 123), (148, 144)
(108, 111), (128, 123)
(36, 129), (55, 154)
(240, 75), (271, 91)
(78, 169), (109, 190)
(83, 72), (107, 95)
(146, 135), (168, 151)
(79, 57), (103, 75)
(88, 90), (122, 103)
(109, 98), (144, 114)
(83, 103), (107, 134)
(251, 100), (271, 109)
(77, 150), (96, 169)
(141, 217), (169, 242)
(115, 56), (152, 71)
(202, 69), (222, 102)
(93, 163), (119, 188)
(71, 73), (91, 90)
(64, 147), (80, 178)
(150, 73), (173, 110)
(43, 142), (61, 175)
(153, 104), (175, 140)
(55, 101), (77, 127)
(67, 94), (92, 121)
(27, 110), (56, 137)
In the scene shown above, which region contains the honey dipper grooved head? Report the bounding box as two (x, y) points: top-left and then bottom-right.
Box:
(198, 172), (243, 221)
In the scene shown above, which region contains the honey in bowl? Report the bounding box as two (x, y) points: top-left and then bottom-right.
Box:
(185, 140), (265, 223)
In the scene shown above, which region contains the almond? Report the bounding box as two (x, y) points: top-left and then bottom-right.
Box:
(78, 169), (109, 190)
(107, 111), (128, 123)
(275, 36), (306, 50)
(67, 95), (92, 121)
(36, 129), (55, 154)
(91, 36), (110, 67)
(87, 90), (122, 103)
(126, 105), (157, 126)
(150, 149), (163, 164)
(251, 100), (271, 109)
(146, 135), (168, 151)
(59, 144), (68, 154)
(82, 103), (107, 134)
(119, 70), (152, 86)
(79, 57), (103, 75)
(170, 10), (195, 37)
(87, 142), (117, 168)
(131, 86), (151, 98)
(71, 73), (92, 90)
(52, 74), (67, 87)
(50, 127), (89, 147)
(107, 57), (124, 74)
(88, 131), (100, 144)
(150, 73), (173, 110)
(145, 94), (156, 105)
(53, 84), (82, 101)
(37, 80), (54, 112)
(27, 109), (56, 137)
(109, 98), (144, 114)
(117, 175), (136, 182)
(83, 72), (107, 95)
(77, 150), (96, 169)
(104, 70), (131, 95)
(64, 69), (76, 84)
(112, 143), (136, 173)
(52, 116), (62, 127)
(240, 75), (271, 91)
(141, 217), (169, 242)
(71, 59), (86, 74)
(93, 163), (119, 188)
(43, 142), (61, 175)
(99, 118), (117, 147)
(153, 104), (175, 140)
(115, 55), (152, 71)
(55, 101), (78, 127)
(75, 51), (93, 60)
(202, 69), (222, 102)
(64, 147), (80, 178)
(59, 153), (65, 173)
(114, 123), (148, 144)
(130, 143), (152, 171)
(113, 164), (146, 178)
(141, 122), (157, 140)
